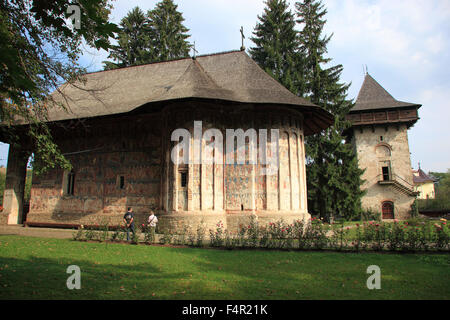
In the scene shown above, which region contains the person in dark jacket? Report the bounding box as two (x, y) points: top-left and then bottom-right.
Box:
(123, 207), (135, 241)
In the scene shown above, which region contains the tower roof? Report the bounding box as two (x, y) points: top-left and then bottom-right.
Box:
(352, 74), (421, 112)
(38, 50), (332, 135)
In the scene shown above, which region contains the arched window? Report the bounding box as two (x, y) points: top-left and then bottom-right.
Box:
(382, 201), (394, 219)
(67, 170), (75, 195)
(376, 145), (391, 158)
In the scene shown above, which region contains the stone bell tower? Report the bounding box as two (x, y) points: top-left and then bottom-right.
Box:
(346, 73), (420, 220)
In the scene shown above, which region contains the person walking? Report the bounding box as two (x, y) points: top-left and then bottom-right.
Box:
(147, 211), (158, 243)
(123, 207), (135, 241)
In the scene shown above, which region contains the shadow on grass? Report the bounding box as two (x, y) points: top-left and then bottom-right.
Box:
(167, 247), (450, 300)
(0, 238), (449, 300)
(0, 253), (195, 300)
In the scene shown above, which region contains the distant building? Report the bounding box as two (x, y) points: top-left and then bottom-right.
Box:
(346, 74), (421, 220)
(412, 167), (437, 199)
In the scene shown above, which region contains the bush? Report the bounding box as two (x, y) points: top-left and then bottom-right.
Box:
(329, 222), (350, 251)
(69, 217), (449, 252)
(247, 216), (260, 248)
(131, 227), (141, 244)
(84, 228), (96, 241)
(72, 227), (84, 241)
(178, 225), (190, 245)
(386, 221), (405, 251)
(433, 221), (449, 251)
(310, 218), (328, 250)
(361, 209), (381, 222)
(142, 224), (156, 244)
(160, 229), (173, 245)
(196, 221), (206, 247)
(417, 198), (450, 212)
(209, 221), (225, 247)
(97, 223), (110, 242)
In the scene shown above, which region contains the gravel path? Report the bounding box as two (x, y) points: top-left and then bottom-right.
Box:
(0, 225), (76, 239)
(0, 225), (163, 242)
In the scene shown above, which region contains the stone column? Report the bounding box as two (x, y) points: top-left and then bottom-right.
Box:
(297, 133), (305, 211)
(266, 129), (279, 211)
(172, 153), (178, 212)
(213, 153), (223, 211)
(2, 144), (28, 225)
(187, 133), (194, 211)
(289, 131), (299, 210)
(300, 133), (308, 213)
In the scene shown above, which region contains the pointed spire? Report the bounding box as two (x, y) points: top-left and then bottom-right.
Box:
(356, 74), (396, 104)
(352, 74), (419, 111)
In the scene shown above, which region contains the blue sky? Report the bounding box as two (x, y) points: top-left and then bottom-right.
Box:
(1, 0), (449, 172)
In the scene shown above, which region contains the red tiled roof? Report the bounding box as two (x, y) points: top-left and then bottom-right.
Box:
(413, 168), (437, 184)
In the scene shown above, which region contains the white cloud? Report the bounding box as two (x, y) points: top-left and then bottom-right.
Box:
(3, 0), (449, 172)
(409, 85), (450, 172)
(426, 34), (445, 54)
(325, 0), (450, 72)
(321, 1), (450, 172)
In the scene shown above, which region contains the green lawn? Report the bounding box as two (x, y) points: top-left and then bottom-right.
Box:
(0, 235), (449, 300)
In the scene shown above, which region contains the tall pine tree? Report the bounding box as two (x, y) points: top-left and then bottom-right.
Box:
(296, 0), (364, 221)
(147, 0), (191, 62)
(104, 7), (153, 70)
(249, 0), (300, 93)
(103, 1), (191, 69)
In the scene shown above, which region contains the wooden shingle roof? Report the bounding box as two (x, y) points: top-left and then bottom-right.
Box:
(44, 50), (332, 135)
(352, 74), (421, 112)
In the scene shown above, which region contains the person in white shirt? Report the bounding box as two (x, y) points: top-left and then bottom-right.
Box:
(147, 211), (158, 243)
(148, 212), (158, 227)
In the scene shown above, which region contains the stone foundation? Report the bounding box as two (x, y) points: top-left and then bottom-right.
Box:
(156, 210), (311, 234)
(0, 212), (8, 225)
(23, 210), (311, 234)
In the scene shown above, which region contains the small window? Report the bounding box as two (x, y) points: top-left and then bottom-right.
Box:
(119, 176), (125, 190)
(67, 170), (75, 195)
(180, 172), (187, 188)
(380, 136), (384, 141)
(382, 166), (390, 181)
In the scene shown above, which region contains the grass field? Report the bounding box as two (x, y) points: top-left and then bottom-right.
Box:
(0, 235), (449, 300)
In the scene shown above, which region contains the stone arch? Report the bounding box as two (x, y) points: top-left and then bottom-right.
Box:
(375, 143), (392, 158)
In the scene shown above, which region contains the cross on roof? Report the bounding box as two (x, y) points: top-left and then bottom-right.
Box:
(191, 41), (199, 59)
(240, 26), (245, 51)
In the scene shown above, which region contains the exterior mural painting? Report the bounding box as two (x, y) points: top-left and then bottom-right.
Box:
(0, 51), (333, 231)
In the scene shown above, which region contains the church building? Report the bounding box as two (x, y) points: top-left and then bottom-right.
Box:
(0, 50), (333, 231)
